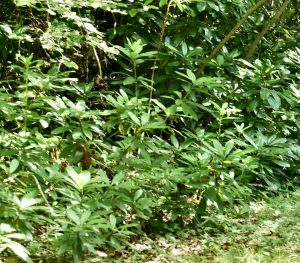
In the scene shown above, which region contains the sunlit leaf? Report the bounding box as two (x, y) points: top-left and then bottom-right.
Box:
(9, 159), (20, 174)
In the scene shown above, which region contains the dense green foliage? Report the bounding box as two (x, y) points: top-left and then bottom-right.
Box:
(0, 0), (299, 261)
(102, 188), (300, 262)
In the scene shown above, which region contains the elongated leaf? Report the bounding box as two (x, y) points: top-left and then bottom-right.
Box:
(8, 241), (33, 263)
(143, 121), (167, 130)
(272, 159), (290, 168)
(181, 102), (198, 120)
(67, 209), (81, 225)
(216, 55), (224, 65)
(181, 41), (188, 56)
(51, 126), (70, 134)
(134, 189), (143, 201)
(186, 69), (196, 82)
(123, 77), (135, 85)
(10, 159), (20, 174)
(112, 173), (125, 185)
(243, 134), (258, 149)
(141, 113), (150, 126)
(109, 214), (117, 228)
(224, 140), (234, 157)
(66, 166), (78, 178)
(75, 171), (91, 189)
(20, 195), (42, 210)
(128, 112), (140, 125)
(73, 237), (83, 263)
(170, 135), (179, 148)
(213, 140), (224, 155)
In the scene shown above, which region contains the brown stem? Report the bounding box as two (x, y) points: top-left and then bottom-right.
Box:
(159, 0), (173, 46)
(245, 0), (291, 59)
(196, 0), (268, 77)
(148, 0), (173, 114)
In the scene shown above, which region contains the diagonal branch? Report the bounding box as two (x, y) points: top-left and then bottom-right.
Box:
(245, 0), (292, 59)
(196, 0), (268, 77)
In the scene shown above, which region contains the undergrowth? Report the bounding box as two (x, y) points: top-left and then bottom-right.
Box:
(0, 0), (299, 262)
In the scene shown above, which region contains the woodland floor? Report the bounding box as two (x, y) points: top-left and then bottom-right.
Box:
(96, 188), (300, 263)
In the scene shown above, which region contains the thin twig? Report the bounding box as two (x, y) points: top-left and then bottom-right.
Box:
(246, 0), (291, 59)
(93, 46), (102, 79)
(196, 0), (268, 77)
(31, 174), (50, 206)
(148, 0), (173, 114)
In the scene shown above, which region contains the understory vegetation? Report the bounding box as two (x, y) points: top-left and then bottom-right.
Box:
(0, 0), (299, 262)
(102, 188), (300, 262)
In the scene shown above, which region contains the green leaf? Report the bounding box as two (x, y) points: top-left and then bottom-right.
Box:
(243, 134), (258, 149)
(215, 194), (224, 212)
(166, 105), (177, 116)
(260, 88), (270, 100)
(263, 177), (280, 191)
(112, 173), (125, 185)
(128, 9), (138, 17)
(139, 51), (158, 58)
(181, 102), (198, 120)
(72, 129), (83, 140)
(170, 135), (179, 148)
(247, 99), (259, 112)
(73, 237), (83, 263)
(66, 167), (91, 190)
(159, 0), (168, 7)
(75, 172), (91, 189)
(110, 236), (121, 250)
(67, 209), (81, 225)
(206, 187), (216, 202)
(240, 59), (255, 68)
(136, 198), (153, 209)
(216, 55), (224, 65)
(272, 159), (290, 168)
(197, 2), (206, 12)
(109, 214), (117, 228)
(267, 91), (281, 110)
(0, 223), (15, 234)
(186, 69), (196, 82)
(39, 119), (49, 128)
(66, 166), (78, 178)
(82, 127), (93, 140)
(208, 1), (219, 11)
(145, 0), (154, 4)
(80, 210), (91, 224)
(224, 140), (234, 157)
(141, 113), (150, 126)
(213, 140), (224, 155)
(10, 159), (20, 174)
(181, 41), (188, 56)
(61, 144), (84, 163)
(128, 112), (140, 125)
(51, 126), (70, 134)
(19, 194), (42, 210)
(7, 241), (33, 263)
(123, 77), (135, 85)
(0, 24), (12, 34)
(267, 97), (280, 110)
(134, 189), (143, 201)
(0, 150), (18, 157)
(152, 99), (166, 110)
(179, 138), (195, 150)
(143, 121), (167, 130)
